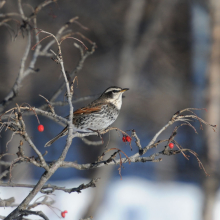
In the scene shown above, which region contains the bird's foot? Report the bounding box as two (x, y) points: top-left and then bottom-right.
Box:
(88, 128), (104, 144)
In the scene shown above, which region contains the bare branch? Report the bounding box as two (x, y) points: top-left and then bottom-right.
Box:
(132, 129), (142, 151)
(18, 210), (49, 220)
(79, 217), (93, 220)
(50, 43), (96, 102)
(0, 197), (15, 207)
(0, 28), (31, 112)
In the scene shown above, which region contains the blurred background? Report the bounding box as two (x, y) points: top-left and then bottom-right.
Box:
(0, 0), (220, 220)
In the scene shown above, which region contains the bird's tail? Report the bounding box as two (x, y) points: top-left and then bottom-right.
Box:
(45, 126), (68, 147)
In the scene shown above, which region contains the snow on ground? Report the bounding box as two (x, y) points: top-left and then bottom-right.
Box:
(1, 177), (220, 220)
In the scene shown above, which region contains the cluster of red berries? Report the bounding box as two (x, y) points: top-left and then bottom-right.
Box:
(37, 124), (44, 132)
(122, 135), (131, 142)
(61, 210), (68, 218)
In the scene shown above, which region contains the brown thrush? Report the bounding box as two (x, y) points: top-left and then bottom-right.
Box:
(45, 86), (129, 147)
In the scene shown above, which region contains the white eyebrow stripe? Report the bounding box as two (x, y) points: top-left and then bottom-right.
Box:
(105, 88), (121, 93)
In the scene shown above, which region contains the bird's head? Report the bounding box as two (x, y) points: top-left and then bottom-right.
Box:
(100, 86), (129, 109)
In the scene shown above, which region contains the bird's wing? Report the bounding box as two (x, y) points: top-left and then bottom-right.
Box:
(73, 105), (103, 115)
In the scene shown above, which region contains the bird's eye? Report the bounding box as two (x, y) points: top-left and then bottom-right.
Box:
(105, 91), (114, 98)
(104, 89), (121, 98)
(106, 91), (113, 95)
(110, 90), (119, 94)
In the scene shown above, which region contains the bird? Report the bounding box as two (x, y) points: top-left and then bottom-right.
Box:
(45, 86), (129, 147)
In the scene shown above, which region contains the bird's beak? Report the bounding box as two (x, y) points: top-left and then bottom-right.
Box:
(120, 88), (129, 93)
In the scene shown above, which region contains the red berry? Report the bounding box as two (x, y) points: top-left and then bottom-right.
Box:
(122, 136), (126, 142)
(61, 210), (68, 218)
(125, 136), (131, 142)
(122, 136), (131, 142)
(38, 124), (44, 132)
(169, 143), (174, 149)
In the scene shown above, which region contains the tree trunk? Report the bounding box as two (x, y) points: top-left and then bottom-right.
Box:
(203, 1), (220, 219)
